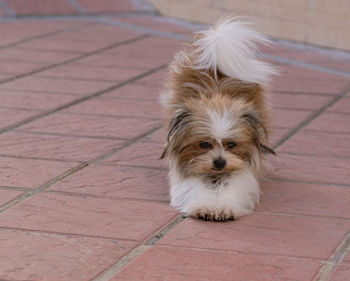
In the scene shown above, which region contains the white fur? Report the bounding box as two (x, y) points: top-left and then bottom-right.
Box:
(207, 108), (238, 140)
(193, 17), (276, 84)
(169, 166), (260, 218)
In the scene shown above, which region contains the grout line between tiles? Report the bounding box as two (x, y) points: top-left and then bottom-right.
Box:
(0, 33), (149, 85)
(267, 177), (350, 188)
(0, 62), (166, 134)
(273, 87), (350, 149)
(91, 214), (184, 281)
(312, 232), (350, 281)
(0, 21), (93, 50)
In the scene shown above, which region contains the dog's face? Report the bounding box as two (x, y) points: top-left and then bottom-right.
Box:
(162, 94), (273, 177)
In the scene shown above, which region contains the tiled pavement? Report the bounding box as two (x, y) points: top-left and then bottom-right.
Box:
(1, 5), (350, 281)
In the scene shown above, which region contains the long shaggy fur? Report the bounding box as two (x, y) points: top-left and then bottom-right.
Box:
(161, 17), (276, 221)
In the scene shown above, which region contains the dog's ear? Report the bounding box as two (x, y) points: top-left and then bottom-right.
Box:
(161, 107), (192, 159)
(241, 111), (276, 155)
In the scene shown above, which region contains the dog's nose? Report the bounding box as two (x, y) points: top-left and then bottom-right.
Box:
(213, 158), (226, 170)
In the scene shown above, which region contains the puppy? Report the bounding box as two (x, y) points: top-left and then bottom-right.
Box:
(161, 17), (276, 221)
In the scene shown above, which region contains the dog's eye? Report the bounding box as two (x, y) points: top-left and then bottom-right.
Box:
(227, 142), (236, 149)
(199, 141), (212, 149)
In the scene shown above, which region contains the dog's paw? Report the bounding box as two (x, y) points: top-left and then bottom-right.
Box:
(191, 206), (235, 222)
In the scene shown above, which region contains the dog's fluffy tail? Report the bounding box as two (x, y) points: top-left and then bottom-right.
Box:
(193, 17), (276, 84)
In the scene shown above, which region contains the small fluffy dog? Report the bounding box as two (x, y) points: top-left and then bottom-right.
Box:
(161, 17), (276, 221)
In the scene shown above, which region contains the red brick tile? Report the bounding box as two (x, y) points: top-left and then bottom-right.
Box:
(102, 83), (163, 101)
(0, 76), (113, 95)
(76, 36), (180, 69)
(271, 108), (313, 128)
(306, 112), (350, 133)
(18, 112), (160, 139)
(64, 97), (162, 119)
(0, 74), (13, 81)
(329, 264), (350, 281)
(143, 127), (166, 143)
(111, 246), (321, 281)
(17, 38), (104, 54)
(0, 156), (78, 188)
(76, 0), (136, 13)
(278, 130), (350, 157)
(269, 92), (333, 110)
(49, 164), (169, 201)
(37, 63), (143, 82)
(0, 60), (45, 75)
(319, 60), (350, 72)
(0, 228), (136, 281)
(64, 23), (141, 40)
(0, 132), (125, 161)
(0, 90), (78, 111)
(0, 21), (83, 47)
(270, 127), (289, 145)
(0, 189), (23, 205)
(0, 108), (40, 130)
(18, 24), (142, 53)
(159, 214), (350, 259)
(258, 180), (350, 218)
(328, 97), (350, 114)
(115, 15), (195, 34)
(101, 141), (166, 169)
(0, 48), (78, 64)
(4, 0), (77, 15)
(269, 153), (350, 185)
(270, 65), (350, 95)
(0, 192), (177, 240)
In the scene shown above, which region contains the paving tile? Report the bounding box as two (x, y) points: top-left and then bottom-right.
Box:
(269, 92), (333, 110)
(115, 15), (195, 34)
(0, 192), (177, 241)
(142, 127), (166, 143)
(0, 132), (125, 161)
(17, 36), (111, 54)
(76, 36), (180, 69)
(49, 164), (169, 201)
(63, 97), (162, 119)
(269, 153), (350, 185)
(18, 24), (142, 53)
(270, 65), (350, 95)
(0, 60), (46, 75)
(76, 0), (136, 13)
(271, 108), (313, 128)
(102, 82), (164, 101)
(328, 264), (350, 281)
(0, 74), (13, 81)
(0, 156), (78, 189)
(0, 90), (78, 111)
(0, 189), (23, 206)
(0, 228), (136, 281)
(0, 76), (114, 95)
(0, 21), (83, 47)
(0, 108), (40, 130)
(328, 97), (350, 114)
(101, 141), (166, 169)
(159, 214), (350, 259)
(111, 246), (321, 281)
(277, 130), (350, 157)
(18, 112), (160, 139)
(306, 112), (350, 133)
(258, 180), (350, 218)
(270, 127), (289, 145)
(4, 0), (77, 15)
(36, 63), (143, 82)
(0, 48), (78, 64)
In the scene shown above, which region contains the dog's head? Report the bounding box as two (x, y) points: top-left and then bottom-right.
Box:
(161, 90), (274, 177)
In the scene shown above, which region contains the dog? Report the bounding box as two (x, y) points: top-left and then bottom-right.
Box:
(161, 17), (276, 221)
